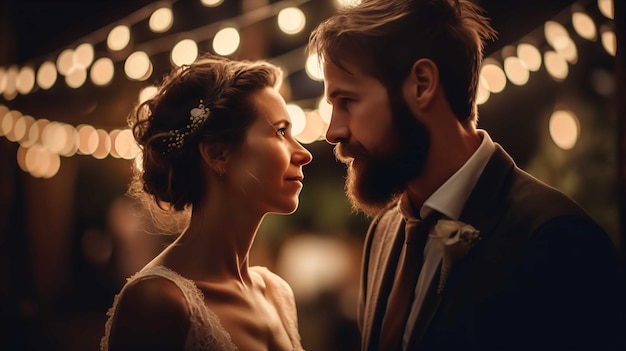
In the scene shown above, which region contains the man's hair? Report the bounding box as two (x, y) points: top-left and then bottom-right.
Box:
(309, 0), (496, 123)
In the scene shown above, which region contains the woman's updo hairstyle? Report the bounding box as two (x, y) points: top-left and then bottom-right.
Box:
(128, 54), (283, 214)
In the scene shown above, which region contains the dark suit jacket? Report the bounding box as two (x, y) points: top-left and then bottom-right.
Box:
(358, 145), (626, 351)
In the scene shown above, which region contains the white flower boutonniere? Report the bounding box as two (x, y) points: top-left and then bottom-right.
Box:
(430, 219), (481, 294)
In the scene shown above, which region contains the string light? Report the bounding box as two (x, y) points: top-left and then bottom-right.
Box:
(278, 7), (306, 35)
(480, 59), (507, 93)
(107, 25), (131, 51)
(0, 0), (616, 178)
(286, 104), (306, 136)
(544, 50), (569, 81)
(213, 27), (240, 56)
(37, 61), (58, 90)
(549, 110), (580, 150)
(149, 7), (174, 33)
(171, 39), (199, 67)
(90, 57), (115, 86)
(516, 43), (542, 71)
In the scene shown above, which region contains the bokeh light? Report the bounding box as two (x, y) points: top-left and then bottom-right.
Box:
(544, 51), (569, 81)
(107, 25), (131, 51)
(139, 86), (158, 104)
(213, 27), (240, 56)
(65, 66), (88, 88)
(516, 43), (542, 71)
(286, 104), (306, 137)
(317, 98), (332, 124)
(544, 21), (570, 51)
(149, 7), (174, 33)
(572, 12), (597, 40)
(90, 57), (115, 86)
(56, 49), (75, 76)
(601, 29), (616, 56)
(171, 39), (199, 67)
(503, 56), (529, 86)
(598, 0), (614, 19)
(278, 7), (306, 35)
(549, 110), (580, 150)
(480, 60), (506, 93)
(77, 124), (98, 155)
(3, 65), (19, 100)
(16, 66), (36, 94)
(296, 111), (327, 144)
(74, 43), (95, 69)
(305, 53), (323, 81)
(124, 51), (152, 81)
(554, 36), (578, 64)
(37, 61), (58, 90)
(201, 0), (224, 7)
(476, 75), (490, 105)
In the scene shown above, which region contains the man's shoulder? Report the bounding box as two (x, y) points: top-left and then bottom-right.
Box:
(508, 165), (589, 219)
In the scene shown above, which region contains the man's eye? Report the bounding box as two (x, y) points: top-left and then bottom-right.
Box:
(339, 98), (352, 109)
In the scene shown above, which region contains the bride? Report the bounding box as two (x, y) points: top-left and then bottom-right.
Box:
(101, 54), (311, 350)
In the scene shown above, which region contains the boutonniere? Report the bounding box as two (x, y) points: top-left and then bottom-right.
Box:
(430, 219), (481, 294)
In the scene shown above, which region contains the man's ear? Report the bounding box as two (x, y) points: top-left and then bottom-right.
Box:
(406, 58), (439, 109)
(198, 141), (229, 176)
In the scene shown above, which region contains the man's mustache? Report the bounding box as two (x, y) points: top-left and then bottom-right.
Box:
(334, 142), (366, 163)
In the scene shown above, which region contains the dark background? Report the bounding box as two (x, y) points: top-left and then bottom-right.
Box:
(0, 0), (623, 350)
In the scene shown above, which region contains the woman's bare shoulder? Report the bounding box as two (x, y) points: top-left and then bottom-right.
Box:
(107, 276), (191, 350)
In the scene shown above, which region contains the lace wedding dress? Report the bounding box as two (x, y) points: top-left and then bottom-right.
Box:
(100, 265), (303, 350)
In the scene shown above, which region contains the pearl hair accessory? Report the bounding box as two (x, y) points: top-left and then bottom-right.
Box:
(163, 99), (210, 154)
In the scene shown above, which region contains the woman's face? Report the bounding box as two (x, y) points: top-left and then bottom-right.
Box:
(226, 86), (312, 215)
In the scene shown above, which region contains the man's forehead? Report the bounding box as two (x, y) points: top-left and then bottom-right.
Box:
(323, 59), (378, 96)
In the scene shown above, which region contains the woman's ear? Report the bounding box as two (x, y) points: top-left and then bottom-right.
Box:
(405, 58), (439, 109)
(198, 141), (229, 176)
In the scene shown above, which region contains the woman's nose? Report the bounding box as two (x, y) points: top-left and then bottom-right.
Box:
(293, 142), (312, 166)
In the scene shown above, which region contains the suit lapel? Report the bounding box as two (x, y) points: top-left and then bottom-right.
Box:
(362, 208), (405, 351)
(458, 145), (514, 238)
(406, 145), (515, 348)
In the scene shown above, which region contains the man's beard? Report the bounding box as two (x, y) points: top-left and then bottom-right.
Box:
(336, 98), (430, 217)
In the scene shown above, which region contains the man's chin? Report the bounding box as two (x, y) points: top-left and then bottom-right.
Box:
(345, 168), (397, 218)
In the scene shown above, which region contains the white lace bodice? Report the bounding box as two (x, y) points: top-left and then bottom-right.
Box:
(100, 265), (304, 350)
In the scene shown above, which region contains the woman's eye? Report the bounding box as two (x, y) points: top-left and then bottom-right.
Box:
(276, 128), (287, 136)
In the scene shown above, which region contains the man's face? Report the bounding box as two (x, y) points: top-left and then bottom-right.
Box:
(323, 60), (430, 217)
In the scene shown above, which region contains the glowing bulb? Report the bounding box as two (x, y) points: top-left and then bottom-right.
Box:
(480, 61), (506, 93)
(278, 7), (306, 35)
(124, 51), (152, 81)
(201, 0), (223, 7)
(286, 104), (306, 136)
(149, 7), (173, 33)
(305, 53), (323, 81)
(516, 43), (542, 72)
(107, 25), (131, 51)
(90, 57), (115, 86)
(549, 110), (579, 150)
(544, 51), (569, 81)
(37, 61), (58, 89)
(598, 0), (614, 19)
(572, 12), (597, 41)
(213, 27), (240, 56)
(16, 66), (35, 94)
(171, 39), (199, 67)
(503, 56), (529, 86)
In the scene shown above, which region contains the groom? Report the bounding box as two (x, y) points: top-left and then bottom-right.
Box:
(309, 0), (626, 350)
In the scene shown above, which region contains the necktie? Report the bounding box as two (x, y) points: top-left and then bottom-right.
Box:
(378, 212), (438, 350)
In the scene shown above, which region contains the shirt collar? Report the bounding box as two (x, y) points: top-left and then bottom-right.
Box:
(420, 129), (495, 220)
